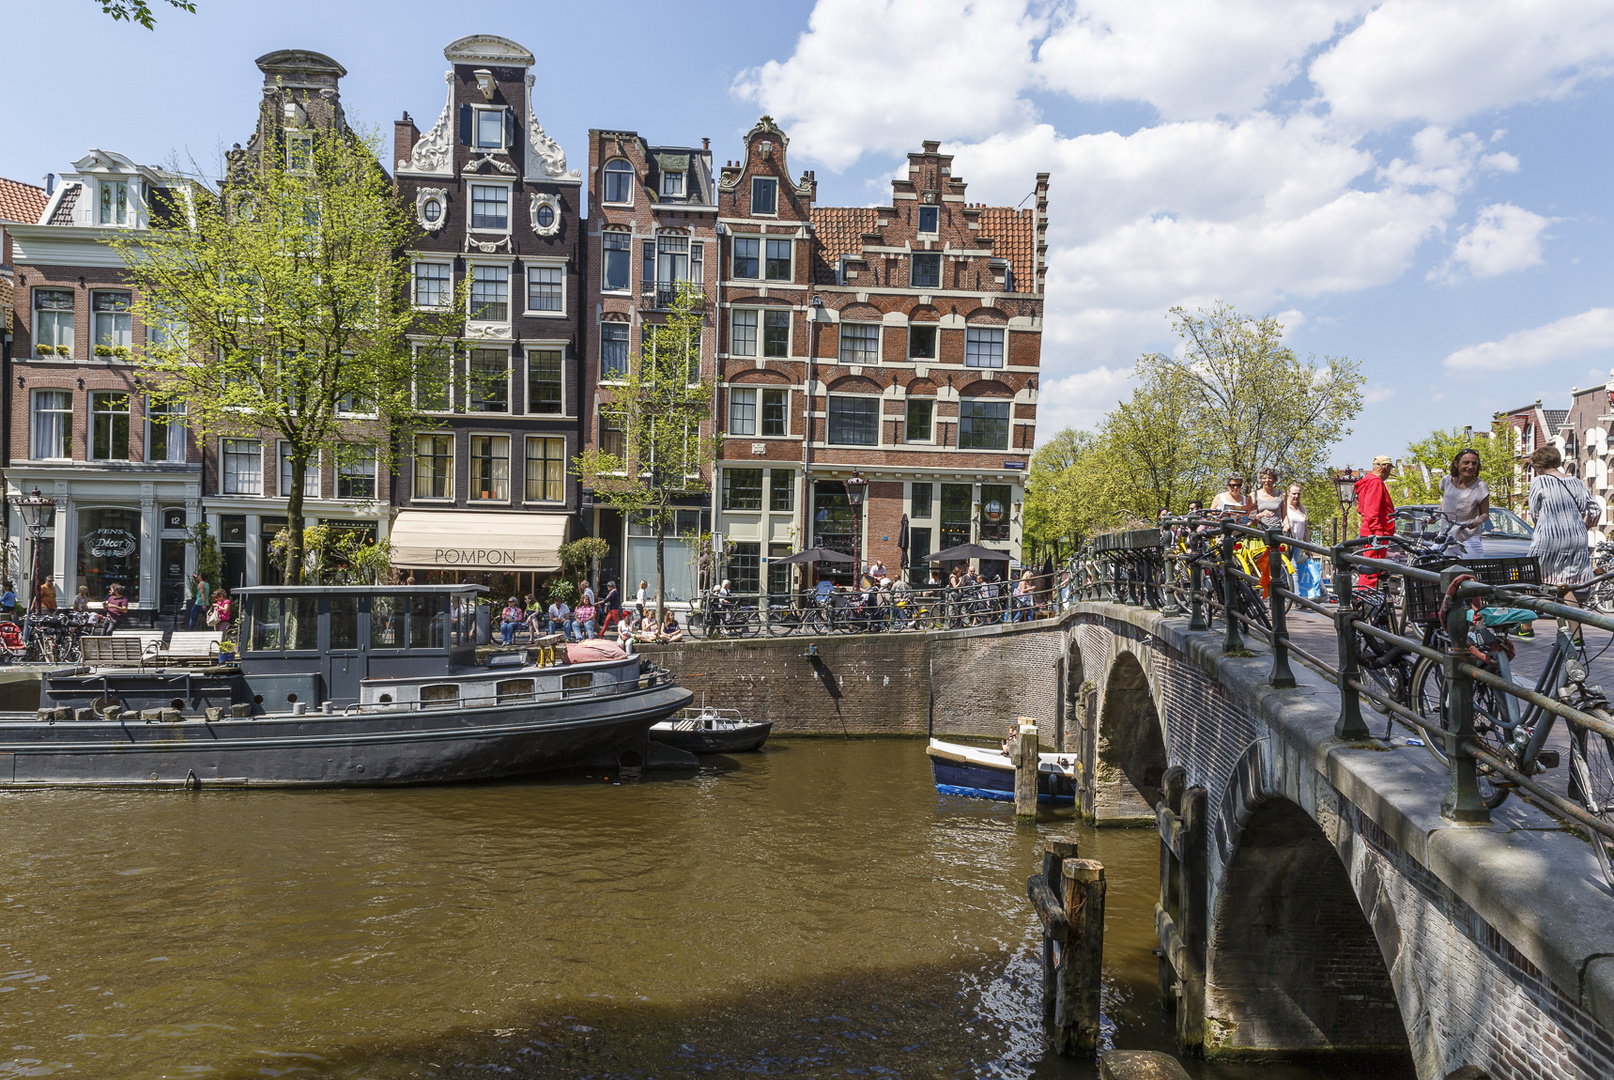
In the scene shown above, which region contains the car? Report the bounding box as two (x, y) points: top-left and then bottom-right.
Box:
(1393, 504), (1535, 558)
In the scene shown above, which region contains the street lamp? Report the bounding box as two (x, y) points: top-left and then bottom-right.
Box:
(13, 487), (54, 609)
(1333, 468), (1361, 543)
(844, 472), (868, 583)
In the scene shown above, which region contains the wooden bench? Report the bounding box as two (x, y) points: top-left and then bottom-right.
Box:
(82, 634), (159, 668)
(527, 633), (566, 667)
(158, 631), (223, 665)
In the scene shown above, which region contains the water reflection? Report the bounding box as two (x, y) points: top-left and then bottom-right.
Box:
(0, 741), (1407, 1078)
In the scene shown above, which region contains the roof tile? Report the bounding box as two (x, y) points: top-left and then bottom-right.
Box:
(0, 177), (48, 225)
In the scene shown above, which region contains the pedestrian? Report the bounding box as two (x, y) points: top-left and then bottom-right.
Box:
(578, 580), (595, 608)
(601, 580), (621, 631)
(1211, 473), (1253, 517)
(104, 584), (129, 627)
(1253, 467), (1284, 528)
(0, 580), (15, 622)
(1283, 484), (1321, 599)
(208, 588), (231, 632)
(1014, 570), (1035, 622)
(1354, 456), (1397, 590)
(32, 574), (57, 614)
(72, 585), (90, 613)
(187, 572), (210, 630)
(1527, 445), (1597, 602)
(1441, 447), (1491, 558)
(498, 597), (524, 645)
(635, 579), (649, 621)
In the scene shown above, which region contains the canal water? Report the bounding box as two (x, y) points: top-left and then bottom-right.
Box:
(1, 740), (1411, 1079)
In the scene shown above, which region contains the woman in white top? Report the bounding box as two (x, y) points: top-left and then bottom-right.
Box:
(1211, 473), (1253, 517)
(1282, 484), (1319, 598)
(1440, 447), (1490, 558)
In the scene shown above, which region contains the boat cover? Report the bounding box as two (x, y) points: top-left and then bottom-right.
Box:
(390, 511), (567, 571)
(567, 639), (627, 663)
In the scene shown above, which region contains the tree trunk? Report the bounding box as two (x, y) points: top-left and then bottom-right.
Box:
(654, 519), (665, 626)
(286, 447), (310, 586)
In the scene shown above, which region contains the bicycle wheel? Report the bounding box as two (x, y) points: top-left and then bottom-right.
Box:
(740, 611), (762, 638)
(1411, 656), (1514, 808)
(686, 611), (706, 639)
(1568, 712), (1614, 889)
(1592, 579), (1614, 616)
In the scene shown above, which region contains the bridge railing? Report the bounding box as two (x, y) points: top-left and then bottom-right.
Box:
(1081, 517), (1614, 852)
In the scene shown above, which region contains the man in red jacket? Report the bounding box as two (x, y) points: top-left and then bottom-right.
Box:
(1354, 455), (1397, 590)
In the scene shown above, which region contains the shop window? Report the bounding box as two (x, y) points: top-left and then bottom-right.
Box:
(77, 506), (140, 602)
(909, 526), (932, 571)
(525, 437), (565, 502)
(728, 542), (760, 594)
(940, 484), (972, 549)
(222, 438), (262, 494)
(723, 468), (763, 511)
(768, 541), (793, 598)
(414, 434), (453, 499)
(470, 435), (510, 501)
(980, 484), (1011, 542)
(911, 482), (933, 519)
(810, 481), (855, 586)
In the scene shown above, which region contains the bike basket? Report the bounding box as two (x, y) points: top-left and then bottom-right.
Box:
(1403, 555), (1541, 625)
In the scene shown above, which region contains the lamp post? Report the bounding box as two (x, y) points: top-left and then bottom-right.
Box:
(801, 295), (826, 599)
(845, 471), (868, 585)
(13, 487), (54, 612)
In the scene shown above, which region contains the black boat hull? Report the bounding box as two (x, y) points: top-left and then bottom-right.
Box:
(647, 720), (773, 755)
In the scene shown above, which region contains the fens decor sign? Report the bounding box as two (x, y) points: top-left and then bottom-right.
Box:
(82, 529), (138, 559)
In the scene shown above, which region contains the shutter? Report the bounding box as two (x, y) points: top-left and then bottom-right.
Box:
(458, 103), (472, 145)
(506, 107), (517, 152)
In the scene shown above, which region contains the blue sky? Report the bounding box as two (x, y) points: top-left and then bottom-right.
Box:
(5, 0), (1614, 467)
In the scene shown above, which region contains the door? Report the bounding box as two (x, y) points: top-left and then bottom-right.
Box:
(326, 594), (365, 704)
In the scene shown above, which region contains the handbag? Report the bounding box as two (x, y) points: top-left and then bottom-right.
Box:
(1296, 559), (1323, 599)
(207, 608), (221, 628)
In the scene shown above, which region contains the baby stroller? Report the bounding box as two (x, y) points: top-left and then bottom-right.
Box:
(0, 620), (26, 663)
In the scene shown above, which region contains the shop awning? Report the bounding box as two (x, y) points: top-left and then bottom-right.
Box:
(389, 511), (568, 572)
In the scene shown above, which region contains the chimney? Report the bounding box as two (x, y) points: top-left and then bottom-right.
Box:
(43, 173), (56, 196)
(702, 137), (710, 150)
(394, 111), (420, 169)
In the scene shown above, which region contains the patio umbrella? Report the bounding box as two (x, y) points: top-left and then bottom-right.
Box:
(927, 543), (1012, 564)
(897, 515), (910, 570)
(773, 547), (855, 564)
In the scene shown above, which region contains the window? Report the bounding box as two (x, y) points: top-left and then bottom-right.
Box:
(733, 237), (759, 279)
(90, 392), (131, 460)
(980, 484), (1011, 542)
(908, 325), (937, 360)
(839, 323), (879, 365)
(602, 230), (631, 291)
(528, 265), (563, 312)
(467, 349), (509, 413)
(965, 327), (1005, 369)
(764, 239), (791, 281)
(525, 437), (565, 502)
(768, 541), (792, 597)
(762, 389), (788, 436)
(959, 398), (1010, 450)
(470, 435), (510, 501)
(414, 262), (451, 308)
(828, 396), (878, 445)
(911, 482), (933, 519)
(763, 310), (790, 357)
(469, 265), (509, 322)
(33, 290), (74, 354)
(279, 443), (321, 498)
(911, 253), (941, 290)
(598, 408), (626, 460)
(601, 322), (629, 380)
(32, 390), (72, 459)
(99, 181), (129, 225)
(337, 449), (377, 500)
(657, 234), (689, 284)
(917, 205), (938, 233)
(729, 387), (756, 435)
(603, 159), (634, 204)
(414, 434), (452, 499)
(475, 108), (504, 149)
(148, 307), (186, 353)
(661, 170), (683, 197)
(751, 177), (778, 215)
(222, 438), (263, 495)
(905, 398), (933, 442)
(527, 349), (563, 415)
(723, 468), (763, 511)
(496, 679), (535, 704)
(731, 310), (758, 357)
(286, 132), (313, 174)
(769, 469), (794, 512)
(93, 292), (132, 349)
(470, 185), (508, 230)
(414, 347), (452, 411)
(941, 484), (972, 549)
(146, 398), (186, 463)
(728, 542), (760, 594)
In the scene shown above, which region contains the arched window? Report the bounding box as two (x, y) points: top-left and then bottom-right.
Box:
(603, 159), (634, 204)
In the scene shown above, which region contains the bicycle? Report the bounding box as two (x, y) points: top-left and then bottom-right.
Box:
(1589, 541), (1614, 614)
(688, 596), (761, 639)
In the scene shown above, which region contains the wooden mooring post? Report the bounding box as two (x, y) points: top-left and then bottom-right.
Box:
(1013, 719), (1040, 822)
(1154, 765), (1207, 1053)
(1027, 834), (1107, 1056)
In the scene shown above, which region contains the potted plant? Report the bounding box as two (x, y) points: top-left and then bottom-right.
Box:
(216, 639), (237, 664)
(54, 345), (70, 357)
(94, 344), (113, 357)
(35, 343), (51, 357)
(112, 345), (131, 359)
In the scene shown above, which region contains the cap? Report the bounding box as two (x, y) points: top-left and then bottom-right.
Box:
(1372, 455), (1394, 467)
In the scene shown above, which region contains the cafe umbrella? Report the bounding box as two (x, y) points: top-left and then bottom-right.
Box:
(926, 543), (1011, 565)
(773, 546), (856, 593)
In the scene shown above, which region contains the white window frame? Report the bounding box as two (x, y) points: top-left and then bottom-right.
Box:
(601, 228), (633, 293)
(468, 181), (513, 234)
(89, 390), (132, 462)
(278, 442), (323, 499)
(525, 345), (566, 416)
(412, 343), (455, 414)
(761, 308), (791, 359)
(904, 397), (935, 444)
(839, 323), (880, 366)
(465, 346), (512, 414)
(31, 389), (73, 460)
(599, 321), (630, 383)
(99, 179), (132, 227)
(412, 260), (453, 310)
(965, 326), (1005, 369)
(467, 261), (512, 325)
(33, 289), (75, 356)
(336, 446), (379, 501)
(473, 106), (507, 151)
(761, 388), (789, 438)
(524, 435), (567, 504)
(93, 291), (133, 350)
(908, 324), (938, 361)
(826, 394), (881, 447)
(145, 397), (187, 464)
(221, 437), (264, 496)
(729, 387), (757, 436)
(413, 432), (455, 502)
(524, 259), (567, 317)
(730, 309), (758, 357)
(468, 433), (512, 503)
(910, 252), (942, 290)
(661, 169), (684, 197)
(751, 176), (778, 217)
(602, 159), (635, 205)
(286, 131), (314, 175)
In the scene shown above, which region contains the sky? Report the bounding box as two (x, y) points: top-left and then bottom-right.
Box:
(4, 0), (1614, 466)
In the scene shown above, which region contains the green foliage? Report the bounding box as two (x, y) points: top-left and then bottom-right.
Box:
(547, 580), (576, 607)
(98, 0), (194, 30)
(114, 125), (459, 584)
(185, 521), (222, 590)
(269, 526), (391, 585)
(558, 538), (610, 579)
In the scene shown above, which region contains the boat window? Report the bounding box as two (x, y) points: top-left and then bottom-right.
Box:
(248, 596), (284, 651)
(561, 673), (592, 697)
(420, 684), (459, 704)
(286, 597), (319, 650)
(330, 597), (358, 649)
(496, 679), (535, 703)
(371, 595), (404, 648)
(408, 597), (443, 650)
(449, 597), (472, 647)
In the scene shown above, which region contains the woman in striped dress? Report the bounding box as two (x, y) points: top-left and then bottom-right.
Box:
(1527, 445), (1597, 592)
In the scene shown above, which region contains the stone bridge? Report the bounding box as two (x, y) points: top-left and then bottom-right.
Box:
(644, 601), (1614, 1078)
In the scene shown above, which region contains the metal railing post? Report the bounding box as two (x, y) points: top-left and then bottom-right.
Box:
(1187, 529), (1207, 631)
(1440, 564), (1491, 824)
(1161, 531), (1183, 618)
(1265, 528), (1296, 688)
(1332, 543), (1369, 740)
(1220, 522), (1244, 653)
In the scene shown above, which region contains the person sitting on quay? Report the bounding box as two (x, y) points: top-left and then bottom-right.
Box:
(498, 597), (525, 646)
(547, 596), (573, 642)
(659, 611), (683, 642)
(616, 612), (636, 654)
(574, 596), (597, 641)
(73, 586), (90, 614)
(639, 611), (660, 640)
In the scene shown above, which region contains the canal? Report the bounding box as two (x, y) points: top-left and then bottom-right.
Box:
(0, 740), (1411, 1078)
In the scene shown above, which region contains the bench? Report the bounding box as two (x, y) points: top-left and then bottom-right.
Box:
(158, 631), (224, 665)
(82, 634), (160, 667)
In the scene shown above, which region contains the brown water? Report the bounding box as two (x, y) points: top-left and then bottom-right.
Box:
(0, 741), (1407, 1079)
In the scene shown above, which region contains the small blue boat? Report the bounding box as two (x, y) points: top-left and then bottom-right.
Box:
(926, 737), (1079, 805)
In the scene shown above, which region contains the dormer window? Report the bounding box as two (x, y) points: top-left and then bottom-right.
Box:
(475, 108), (505, 150)
(917, 205), (938, 234)
(99, 181), (130, 226)
(603, 159), (634, 204)
(286, 132), (313, 175)
(751, 177), (777, 216)
(662, 170), (684, 197)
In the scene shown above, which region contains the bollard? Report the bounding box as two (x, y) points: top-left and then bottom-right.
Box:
(1014, 721), (1040, 822)
(1332, 544), (1369, 741)
(1265, 529), (1296, 688)
(1440, 565), (1491, 824)
(1220, 522), (1244, 653)
(1055, 858), (1106, 1056)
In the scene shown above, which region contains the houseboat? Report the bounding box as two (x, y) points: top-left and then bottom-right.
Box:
(1, 584), (692, 787)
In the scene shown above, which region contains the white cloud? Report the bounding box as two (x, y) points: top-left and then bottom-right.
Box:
(1443, 308), (1614, 371)
(1036, 364), (1135, 440)
(1363, 383), (1397, 404)
(1309, 0), (1614, 126)
(1428, 202), (1554, 283)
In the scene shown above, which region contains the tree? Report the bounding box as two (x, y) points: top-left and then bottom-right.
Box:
(1101, 358), (1214, 518)
(116, 128), (458, 584)
(573, 286), (716, 622)
(97, 0), (195, 29)
(1390, 423), (1521, 511)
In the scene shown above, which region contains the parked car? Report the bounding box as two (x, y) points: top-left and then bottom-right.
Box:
(1394, 504), (1535, 558)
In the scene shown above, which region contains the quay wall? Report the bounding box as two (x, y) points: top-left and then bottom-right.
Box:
(637, 619), (1065, 737)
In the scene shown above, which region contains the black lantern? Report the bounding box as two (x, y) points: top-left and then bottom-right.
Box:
(844, 472), (868, 581)
(1333, 468), (1360, 508)
(13, 486), (55, 604)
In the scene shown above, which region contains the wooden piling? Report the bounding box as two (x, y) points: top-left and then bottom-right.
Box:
(1014, 719), (1040, 821)
(1055, 858), (1106, 1056)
